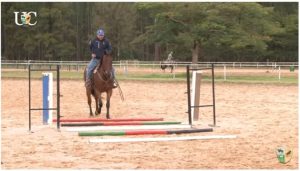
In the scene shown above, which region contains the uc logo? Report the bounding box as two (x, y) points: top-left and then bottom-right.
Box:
(14, 11), (37, 26)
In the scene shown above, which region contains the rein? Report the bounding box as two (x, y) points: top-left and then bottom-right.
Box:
(96, 69), (111, 83)
(95, 61), (113, 87)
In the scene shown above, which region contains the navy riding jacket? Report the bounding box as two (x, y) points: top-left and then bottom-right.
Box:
(89, 37), (112, 60)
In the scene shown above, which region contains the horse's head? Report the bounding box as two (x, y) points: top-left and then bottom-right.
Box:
(99, 54), (113, 79)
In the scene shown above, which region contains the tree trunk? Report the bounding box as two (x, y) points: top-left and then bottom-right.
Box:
(192, 40), (200, 64)
(145, 44), (149, 61)
(2, 24), (5, 59)
(76, 3), (80, 61)
(154, 43), (160, 61)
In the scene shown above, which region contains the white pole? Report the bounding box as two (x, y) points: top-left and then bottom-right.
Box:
(66, 124), (192, 132)
(48, 73), (53, 125)
(191, 71), (196, 124)
(191, 71), (202, 122)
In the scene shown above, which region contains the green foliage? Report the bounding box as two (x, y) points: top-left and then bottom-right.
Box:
(1, 2), (298, 62)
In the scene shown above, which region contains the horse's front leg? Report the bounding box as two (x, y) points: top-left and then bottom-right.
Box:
(106, 91), (112, 119)
(94, 96), (99, 116)
(86, 90), (93, 117)
(97, 97), (103, 115)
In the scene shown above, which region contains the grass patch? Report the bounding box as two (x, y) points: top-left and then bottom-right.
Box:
(1, 70), (298, 85)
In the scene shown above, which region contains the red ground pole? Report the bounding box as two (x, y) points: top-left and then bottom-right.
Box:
(53, 118), (164, 122)
(61, 121), (181, 127)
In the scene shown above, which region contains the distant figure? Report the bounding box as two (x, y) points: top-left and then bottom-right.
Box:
(161, 51), (175, 73)
(167, 51), (173, 61)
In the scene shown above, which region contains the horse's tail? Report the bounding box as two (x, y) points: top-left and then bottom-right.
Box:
(115, 78), (125, 101)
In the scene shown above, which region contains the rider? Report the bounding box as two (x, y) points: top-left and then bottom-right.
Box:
(167, 51), (173, 61)
(86, 28), (117, 89)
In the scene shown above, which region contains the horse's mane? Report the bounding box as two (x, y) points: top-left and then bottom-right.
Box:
(98, 55), (104, 69)
(97, 54), (109, 72)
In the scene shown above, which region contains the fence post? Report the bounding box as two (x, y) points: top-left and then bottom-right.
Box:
(211, 63), (216, 126)
(186, 65), (192, 125)
(123, 61), (128, 76)
(57, 65), (61, 131)
(278, 66), (281, 80)
(152, 62), (154, 73)
(173, 64), (176, 79)
(28, 65), (31, 132)
(223, 64), (227, 81)
(27, 60), (31, 70)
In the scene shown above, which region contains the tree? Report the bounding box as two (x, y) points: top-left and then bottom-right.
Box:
(133, 3), (281, 63)
(1, 2), (298, 62)
(262, 2), (298, 61)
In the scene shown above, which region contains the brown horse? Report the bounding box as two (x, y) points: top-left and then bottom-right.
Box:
(84, 54), (114, 118)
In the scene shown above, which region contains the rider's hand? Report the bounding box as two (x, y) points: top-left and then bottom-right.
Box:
(92, 53), (96, 58)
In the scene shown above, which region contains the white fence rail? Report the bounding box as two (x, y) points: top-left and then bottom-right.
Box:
(1, 60), (298, 68)
(1, 60), (298, 81)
